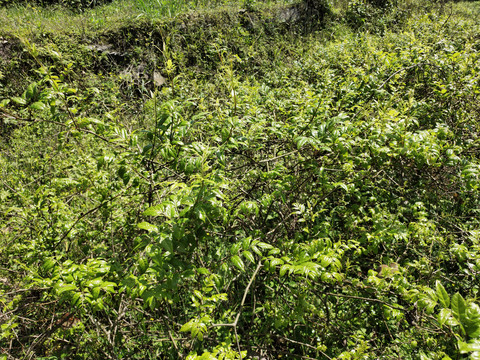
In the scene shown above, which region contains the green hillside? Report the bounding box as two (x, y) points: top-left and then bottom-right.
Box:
(1, 0), (480, 359)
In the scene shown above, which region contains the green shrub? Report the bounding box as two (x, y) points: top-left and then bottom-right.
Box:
(0, 0), (112, 10)
(345, 0), (406, 31)
(2, 1), (480, 359)
(346, 0), (369, 27)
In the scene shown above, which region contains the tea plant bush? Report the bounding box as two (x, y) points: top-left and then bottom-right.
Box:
(1, 1), (480, 359)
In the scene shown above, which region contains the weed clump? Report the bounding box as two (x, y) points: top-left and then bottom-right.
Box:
(0, 0), (111, 10)
(345, 0), (407, 32)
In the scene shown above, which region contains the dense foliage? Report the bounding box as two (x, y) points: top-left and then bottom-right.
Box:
(1, 0), (480, 359)
(0, 0), (111, 10)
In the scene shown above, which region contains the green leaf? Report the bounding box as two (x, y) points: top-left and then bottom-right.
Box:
(159, 234), (173, 253)
(452, 293), (467, 323)
(194, 207), (206, 222)
(279, 264), (291, 277)
(295, 136), (311, 149)
(165, 202), (177, 219)
(230, 242), (242, 255)
(30, 101), (47, 111)
(71, 292), (82, 306)
(102, 282), (116, 293)
(257, 242), (273, 250)
(145, 295), (156, 310)
(465, 303), (480, 338)
(94, 298), (105, 311)
(334, 182), (349, 192)
(12, 97), (26, 105)
(180, 321), (193, 333)
(243, 250), (255, 263)
(270, 258), (284, 267)
(471, 352), (480, 360)
(117, 166), (130, 185)
(42, 258), (56, 271)
(231, 255), (245, 272)
(320, 255), (334, 267)
(173, 224), (184, 240)
(138, 258), (149, 274)
(458, 340), (480, 353)
(436, 281), (450, 308)
(86, 278), (103, 287)
(55, 283), (77, 294)
(419, 352), (432, 360)
(91, 286), (100, 299)
(242, 237), (252, 250)
(137, 221), (158, 232)
(437, 308), (458, 326)
(143, 205), (163, 217)
(25, 82), (38, 101)
(251, 245), (262, 256)
(197, 267), (209, 275)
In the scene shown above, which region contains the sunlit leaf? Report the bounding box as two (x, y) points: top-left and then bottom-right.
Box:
(257, 242), (273, 250)
(436, 281), (450, 308)
(270, 258), (284, 267)
(55, 283), (77, 294)
(143, 205), (163, 217)
(231, 255), (245, 272)
(137, 221), (158, 232)
(180, 321), (193, 333)
(465, 303), (480, 338)
(243, 250), (255, 263)
(458, 340), (480, 353)
(452, 293), (467, 323)
(279, 264), (291, 277)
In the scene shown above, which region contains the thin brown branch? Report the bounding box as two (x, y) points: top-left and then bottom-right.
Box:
(324, 292), (405, 311)
(211, 261), (263, 359)
(278, 335), (333, 360)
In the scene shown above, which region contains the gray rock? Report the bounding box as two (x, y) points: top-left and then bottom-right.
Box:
(153, 71), (166, 87)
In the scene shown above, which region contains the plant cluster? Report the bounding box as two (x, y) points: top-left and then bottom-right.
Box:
(345, 0), (409, 32)
(0, 0), (111, 10)
(1, 1), (480, 359)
